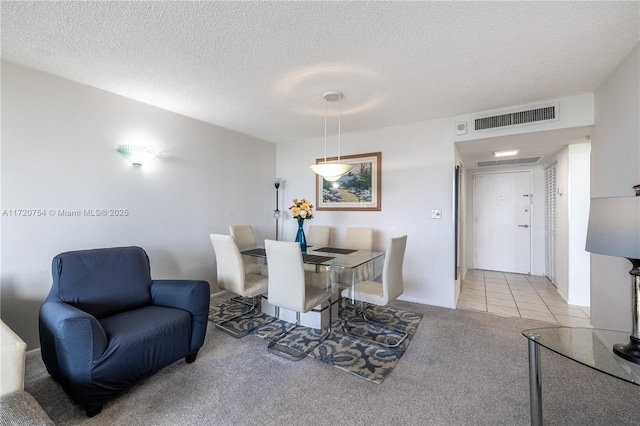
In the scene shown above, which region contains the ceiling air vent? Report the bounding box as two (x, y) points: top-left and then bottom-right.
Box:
(477, 156), (542, 168)
(474, 104), (557, 131)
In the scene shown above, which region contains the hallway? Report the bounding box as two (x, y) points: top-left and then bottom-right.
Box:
(457, 269), (591, 327)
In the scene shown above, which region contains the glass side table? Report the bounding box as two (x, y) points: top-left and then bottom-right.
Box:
(523, 327), (640, 426)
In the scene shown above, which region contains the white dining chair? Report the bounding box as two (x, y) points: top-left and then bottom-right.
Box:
(307, 225), (331, 247)
(346, 227), (373, 251)
(229, 225), (266, 275)
(304, 225), (331, 273)
(265, 239), (333, 361)
(341, 235), (408, 348)
(335, 227), (374, 284)
(210, 233), (269, 338)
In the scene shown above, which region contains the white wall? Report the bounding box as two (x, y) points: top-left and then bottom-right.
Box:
(567, 142), (591, 306)
(0, 62), (276, 348)
(276, 118), (457, 308)
(550, 141), (591, 306)
(591, 43), (640, 332)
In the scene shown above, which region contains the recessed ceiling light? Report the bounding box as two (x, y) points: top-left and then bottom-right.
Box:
(494, 150), (520, 157)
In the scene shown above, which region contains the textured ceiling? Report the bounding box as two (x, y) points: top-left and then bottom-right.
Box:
(2, 1), (639, 156)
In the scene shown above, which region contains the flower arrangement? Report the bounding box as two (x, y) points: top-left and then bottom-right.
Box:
(289, 198), (314, 221)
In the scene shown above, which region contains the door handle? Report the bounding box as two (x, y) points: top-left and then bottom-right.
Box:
(519, 224), (529, 228)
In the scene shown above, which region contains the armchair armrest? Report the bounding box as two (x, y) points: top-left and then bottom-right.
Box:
(150, 280), (210, 352)
(39, 301), (107, 386)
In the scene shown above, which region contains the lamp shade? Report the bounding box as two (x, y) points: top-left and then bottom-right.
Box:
(585, 196), (640, 260)
(309, 163), (352, 181)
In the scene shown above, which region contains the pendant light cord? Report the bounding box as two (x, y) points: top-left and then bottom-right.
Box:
(337, 95), (342, 162)
(324, 98), (328, 164)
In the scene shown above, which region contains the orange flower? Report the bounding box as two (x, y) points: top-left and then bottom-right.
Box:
(289, 198), (314, 220)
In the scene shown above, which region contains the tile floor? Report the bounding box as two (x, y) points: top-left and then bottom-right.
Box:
(457, 269), (592, 327)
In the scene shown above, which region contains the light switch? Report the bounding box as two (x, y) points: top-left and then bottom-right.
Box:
(431, 209), (442, 219)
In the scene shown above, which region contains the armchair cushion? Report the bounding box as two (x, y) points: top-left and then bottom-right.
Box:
(52, 246), (152, 318)
(94, 306), (190, 391)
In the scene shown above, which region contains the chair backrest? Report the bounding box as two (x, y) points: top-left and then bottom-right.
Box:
(229, 225), (256, 247)
(307, 225), (331, 247)
(381, 235), (408, 304)
(210, 234), (246, 295)
(265, 239), (306, 312)
(345, 227), (374, 251)
(50, 246), (152, 318)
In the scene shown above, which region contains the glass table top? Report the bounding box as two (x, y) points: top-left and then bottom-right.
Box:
(240, 244), (385, 269)
(523, 327), (640, 386)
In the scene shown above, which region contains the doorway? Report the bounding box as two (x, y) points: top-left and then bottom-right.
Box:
(474, 171), (532, 274)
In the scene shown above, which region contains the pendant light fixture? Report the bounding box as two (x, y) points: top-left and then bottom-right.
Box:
(309, 91), (353, 182)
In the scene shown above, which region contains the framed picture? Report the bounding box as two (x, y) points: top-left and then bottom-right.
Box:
(315, 152), (381, 211)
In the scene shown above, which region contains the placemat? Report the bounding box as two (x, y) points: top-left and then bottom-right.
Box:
(302, 254), (335, 264)
(241, 248), (266, 257)
(314, 247), (358, 255)
(241, 248), (333, 264)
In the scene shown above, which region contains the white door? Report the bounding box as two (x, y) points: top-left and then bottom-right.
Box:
(474, 171), (531, 274)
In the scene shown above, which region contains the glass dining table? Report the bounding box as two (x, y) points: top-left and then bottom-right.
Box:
(240, 244), (385, 299)
(239, 244), (385, 329)
(240, 244), (384, 277)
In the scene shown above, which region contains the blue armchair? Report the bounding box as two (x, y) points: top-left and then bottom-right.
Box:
(39, 246), (210, 417)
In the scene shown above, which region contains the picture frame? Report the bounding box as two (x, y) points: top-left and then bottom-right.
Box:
(315, 152), (381, 211)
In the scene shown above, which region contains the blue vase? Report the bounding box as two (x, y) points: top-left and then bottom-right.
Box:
(295, 218), (307, 252)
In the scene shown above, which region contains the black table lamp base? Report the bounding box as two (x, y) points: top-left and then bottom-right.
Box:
(613, 259), (640, 365)
(614, 336), (640, 365)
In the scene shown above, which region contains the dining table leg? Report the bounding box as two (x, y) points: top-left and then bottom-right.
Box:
(528, 339), (543, 426)
(351, 268), (355, 304)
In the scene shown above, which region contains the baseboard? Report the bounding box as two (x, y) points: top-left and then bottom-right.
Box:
(210, 290), (228, 298)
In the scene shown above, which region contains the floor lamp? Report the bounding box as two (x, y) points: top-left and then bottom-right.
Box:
(585, 186), (640, 364)
(273, 178), (281, 240)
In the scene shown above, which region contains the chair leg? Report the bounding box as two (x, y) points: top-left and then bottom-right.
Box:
(342, 301), (408, 348)
(229, 295), (254, 306)
(85, 404), (103, 418)
(185, 351), (198, 363)
(214, 296), (270, 338)
(268, 297), (333, 361)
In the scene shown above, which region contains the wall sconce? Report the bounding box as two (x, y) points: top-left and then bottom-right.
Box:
(117, 145), (159, 166)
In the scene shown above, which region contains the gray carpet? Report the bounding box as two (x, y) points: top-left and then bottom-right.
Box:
(24, 300), (639, 425)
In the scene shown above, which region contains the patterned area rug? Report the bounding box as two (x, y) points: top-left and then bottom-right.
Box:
(209, 297), (422, 384)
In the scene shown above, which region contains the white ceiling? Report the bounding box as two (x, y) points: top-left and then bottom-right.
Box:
(1, 1), (638, 166)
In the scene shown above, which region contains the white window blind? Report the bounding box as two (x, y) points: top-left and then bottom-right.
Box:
(544, 163), (557, 287)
